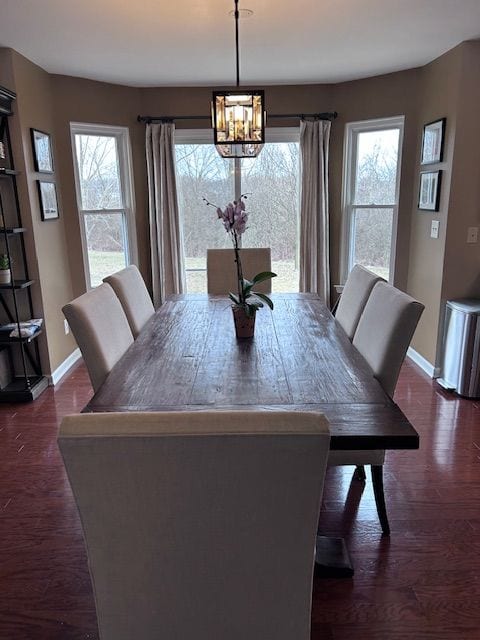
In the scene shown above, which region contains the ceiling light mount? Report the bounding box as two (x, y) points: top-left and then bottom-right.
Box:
(212, 0), (265, 158)
(228, 8), (254, 19)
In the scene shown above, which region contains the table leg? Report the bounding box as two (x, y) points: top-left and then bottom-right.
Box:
(314, 536), (354, 578)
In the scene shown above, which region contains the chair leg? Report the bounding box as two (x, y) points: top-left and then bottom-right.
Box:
(353, 465), (366, 481)
(371, 465), (390, 535)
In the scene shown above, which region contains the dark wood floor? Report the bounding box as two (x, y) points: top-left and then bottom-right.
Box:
(0, 359), (479, 639)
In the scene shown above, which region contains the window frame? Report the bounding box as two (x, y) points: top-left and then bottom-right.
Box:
(174, 127), (300, 286)
(70, 122), (138, 290)
(340, 116), (404, 284)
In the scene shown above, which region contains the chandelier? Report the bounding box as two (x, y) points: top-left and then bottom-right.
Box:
(211, 0), (265, 158)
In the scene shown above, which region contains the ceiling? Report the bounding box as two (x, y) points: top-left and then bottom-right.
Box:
(1, 0), (480, 87)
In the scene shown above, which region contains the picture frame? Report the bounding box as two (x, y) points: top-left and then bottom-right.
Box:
(30, 128), (54, 173)
(421, 118), (446, 165)
(418, 170), (442, 211)
(37, 180), (59, 220)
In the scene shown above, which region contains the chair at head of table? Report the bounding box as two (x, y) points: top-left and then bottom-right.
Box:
(58, 409), (330, 640)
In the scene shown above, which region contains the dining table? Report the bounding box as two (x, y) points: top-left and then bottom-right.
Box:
(84, 292), (419, 577)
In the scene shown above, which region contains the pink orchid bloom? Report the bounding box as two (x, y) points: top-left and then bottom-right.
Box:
(226, 203), (235, 224)
(205, 194), (250, 237)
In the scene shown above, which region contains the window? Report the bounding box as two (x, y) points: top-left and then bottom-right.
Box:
(342, 117), (404, 282)
(175, 128), (300, 293)
(70, 123), (137, 288)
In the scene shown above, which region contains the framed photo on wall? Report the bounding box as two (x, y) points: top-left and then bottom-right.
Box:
(31, 128), (54, 173)
(421, 118), (446, 165)
(37, 180), (59, 220)
(418, 170), (442, 211)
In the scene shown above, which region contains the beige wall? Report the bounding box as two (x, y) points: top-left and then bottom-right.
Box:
(140, 84), (335, 129)
(0, 50), (77, 374)
(406, 46), (463, 365)
(0, 49), (15, 89)
(51, 75), (147, 296)
(140, 76), (422, 297)
(330, 68), (421, 292)
(0, 51), (47, 368)
(2, 40), (479, 377)
(442, 41), (480, 303)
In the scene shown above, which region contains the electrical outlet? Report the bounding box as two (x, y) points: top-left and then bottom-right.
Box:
(430, 220), (439, 239)
(64, 319), (70, 335)
(467, 226), (478, 243)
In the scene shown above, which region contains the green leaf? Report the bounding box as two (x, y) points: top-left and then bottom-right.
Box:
(251, 271), (277, 285)
(252, 292), (274, 310)
(241, 278), (255, 296)
(229, 292), (240, 305)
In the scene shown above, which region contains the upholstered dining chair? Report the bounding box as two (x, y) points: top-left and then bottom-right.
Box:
(329, 281), (424, 534)
(103, 265), (155, 337)
(334, 264), (384, 340)
(62, 283), (134, 392)
(207, 247), (272, 294)
(58, 410), (330, 640)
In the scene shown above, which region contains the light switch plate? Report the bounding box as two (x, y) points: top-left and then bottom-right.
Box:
(431, 220), (439, 239)
(467, 226), (478, 243)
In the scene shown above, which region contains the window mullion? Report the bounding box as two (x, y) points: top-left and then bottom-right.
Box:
(80, 208), (126, 215)
(234, 157), (242, 200)
(351, 203), (396, 209)
(348, 205), (356, 273)
(234, 157), (242, 246)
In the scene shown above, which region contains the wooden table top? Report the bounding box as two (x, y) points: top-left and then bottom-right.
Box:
(85, 293), (419, 451)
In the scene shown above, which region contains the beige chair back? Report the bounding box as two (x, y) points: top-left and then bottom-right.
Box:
(62, 283), (134, 392)
(353, 281), (425, 398)
(335, 264), (384, 339)
(103, 265), (154, 337)
(207, 248), (272, 294)
(58, 410), (330, 640)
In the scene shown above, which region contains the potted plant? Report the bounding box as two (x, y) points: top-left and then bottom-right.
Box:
(0, 253), (11, 285)
(204, 195), (276, 338)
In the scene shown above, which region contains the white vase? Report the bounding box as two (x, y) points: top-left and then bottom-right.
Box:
(0, 269), (11, 284)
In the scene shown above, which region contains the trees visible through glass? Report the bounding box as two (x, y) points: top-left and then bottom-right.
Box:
(74, 133), (129, 287)
(175, 139), (299, 293)
(346, 122), (403, 281)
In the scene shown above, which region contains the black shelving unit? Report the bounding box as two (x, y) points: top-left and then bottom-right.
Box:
(0, 85), (48, 401)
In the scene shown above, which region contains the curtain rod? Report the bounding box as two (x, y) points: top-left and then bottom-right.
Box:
(137, 112), (338, 124)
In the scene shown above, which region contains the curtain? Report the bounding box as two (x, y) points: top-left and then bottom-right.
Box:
(299, 119), (331, 306)
(145, 122), (185, 307)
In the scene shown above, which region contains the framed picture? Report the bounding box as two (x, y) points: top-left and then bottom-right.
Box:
(418, 170), (442, 211)
(421, 118), (446, 165)
(37, 180), (59, 220)
(30, 128), (54, 173)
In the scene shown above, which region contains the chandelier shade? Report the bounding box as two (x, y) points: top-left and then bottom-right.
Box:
(211, 1), (266, 158)
(212, 90), (265, 158)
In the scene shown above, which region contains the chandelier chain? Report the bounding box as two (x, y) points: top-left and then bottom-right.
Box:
(235, 0), (240, 87)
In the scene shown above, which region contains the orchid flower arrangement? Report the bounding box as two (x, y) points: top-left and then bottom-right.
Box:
(204, 194), (277, 317)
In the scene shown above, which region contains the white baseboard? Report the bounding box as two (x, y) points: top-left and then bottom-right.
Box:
(407, 347), (440, 378)
(49, 348), (82, 386)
